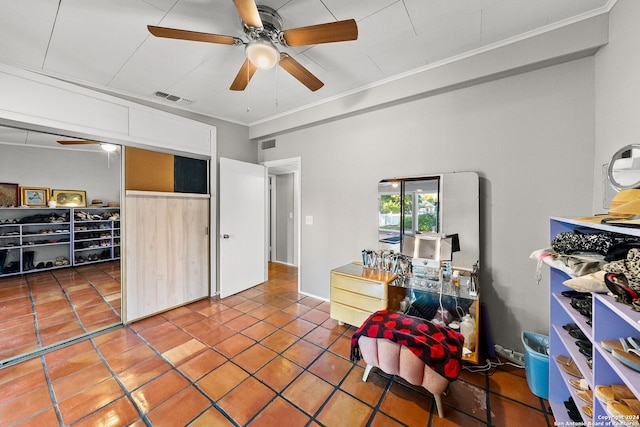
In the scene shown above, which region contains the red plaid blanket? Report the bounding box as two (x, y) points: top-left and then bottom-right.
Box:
(350, 310), (464, 380)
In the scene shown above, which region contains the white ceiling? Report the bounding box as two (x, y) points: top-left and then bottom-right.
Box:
(0, 0), (611, 131)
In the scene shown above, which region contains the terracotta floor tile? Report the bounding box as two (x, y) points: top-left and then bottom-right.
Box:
(233, 299), (262, 313)
(317, 389), (373, 427)
(0, 357), (43, 386)
(214, 333), (256, 358)
(129, 314), (167, 332)
(489, 369), (540, 407)
(166, 311), (208, 329)
(131, 370), (190, 414)
(340, 365), (388, 407)
(282, 371), (334, 416)
(51, 362), (112, 402)
(189, 407), (236, 427)
(378, 382), (434, 426)
(0, 363), (47, 404)
(12, 407), (59, 427)
(329, 334), (352, 358)
(103, 343), (156, 373)
(443, 378), (488, 421)
(162, 338), (207, 366)
(264, 311), (296, 327)
(241, 320), (278, 341)
(225, 313), (260, 331)
(260, 329), (298, 353)
(247, 305), (279, 320)
(210, 307), (243, 324)
(298, 296), (323, 308)
(142, 328), (192, 353)
(281, 302), (312, 317)
(255, 355), (303, 392)
(184, 319), (236, 346)
(248, 396), (310, 426)
(46, 347), (103, 381)
(369, 411), (406, 427)
(303, 327), (341, 348)
(282, 339), (323, 368)
(72, 396), (140, 427)
(281, 318), (317, 337)
(197, 361), (249, 400)
(489, 393), (549, 427)
(117, 356), (173, 391)
(177, 348), (227, 381)
(218, 377), (276, 425)
(431, 409), (487, 426)
(232, 343), (277, 373)
(301, 308), (330, 325)
(308, 351), (352, 386)
(0, 386), (54, 426)
(146, 386), (211, 427)
(58, 378), (124, 425)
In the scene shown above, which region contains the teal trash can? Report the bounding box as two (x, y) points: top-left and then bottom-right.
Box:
(521, 331), (549, 400)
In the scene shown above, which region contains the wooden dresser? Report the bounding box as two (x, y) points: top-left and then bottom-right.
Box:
(330, 263), (400, 327)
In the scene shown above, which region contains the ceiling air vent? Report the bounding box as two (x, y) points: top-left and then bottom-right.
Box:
(153, 91), (193, 105)
(261, 139), (276, 150)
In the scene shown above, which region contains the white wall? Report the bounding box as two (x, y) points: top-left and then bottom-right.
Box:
(0, 144), (121, 203)
(275, 173), (294, 264)
(259, 57), (596, 351)
(593, 0), (640, 213)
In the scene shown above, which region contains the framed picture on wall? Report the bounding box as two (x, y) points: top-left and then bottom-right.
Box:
(0, 182), (19, 207)
(20, 187), (50, 207)
(52, 189), (86, 207)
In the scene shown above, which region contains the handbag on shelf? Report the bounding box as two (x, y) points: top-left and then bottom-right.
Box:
(551, 229), (616, 256)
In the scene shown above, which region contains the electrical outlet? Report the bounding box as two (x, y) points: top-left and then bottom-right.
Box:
(494, 344), (525, 366)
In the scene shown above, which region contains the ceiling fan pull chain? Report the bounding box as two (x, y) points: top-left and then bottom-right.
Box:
(275, 66), (279, 107)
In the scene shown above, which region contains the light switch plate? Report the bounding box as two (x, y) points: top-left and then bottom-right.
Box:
(305, 215), (313, 225)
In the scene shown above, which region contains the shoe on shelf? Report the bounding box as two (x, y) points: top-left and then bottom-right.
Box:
(595, 384), (636, 404)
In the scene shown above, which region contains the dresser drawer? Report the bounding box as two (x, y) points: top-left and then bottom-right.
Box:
(331, 287), (386, 312)
(330, 272), (387, 299)
(330, 302), (373, 328)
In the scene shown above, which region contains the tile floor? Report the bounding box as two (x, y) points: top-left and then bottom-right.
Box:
(0, 262), (553, 426)
(0, 261), (121, 361)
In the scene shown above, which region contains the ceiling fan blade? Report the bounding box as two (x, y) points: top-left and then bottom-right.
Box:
(147, 25), (241, 45)
(233, 0), (262, 28)
(230, 59), (258, 91)
(279, 53), (324, 92)
(57, 140), (99, 145)
(282, 19), (358, 47)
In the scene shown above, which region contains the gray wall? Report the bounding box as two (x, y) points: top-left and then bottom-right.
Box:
(275, 173), (294, 264)
(259, 57), (595, 351)
(593, 0), (640, 213)
(0, 144), (121, 204)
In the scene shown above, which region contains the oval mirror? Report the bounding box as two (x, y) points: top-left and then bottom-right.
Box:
(608, 144), (640, 190)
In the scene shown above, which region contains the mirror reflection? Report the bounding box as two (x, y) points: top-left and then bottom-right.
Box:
(608, 144), (640, 190)
(0, 126), (122, 366)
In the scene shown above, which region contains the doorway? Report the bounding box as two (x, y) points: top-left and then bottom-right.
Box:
(264, 158), (300, 280)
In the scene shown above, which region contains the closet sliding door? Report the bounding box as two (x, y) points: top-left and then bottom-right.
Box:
(124, 191), (209, 322)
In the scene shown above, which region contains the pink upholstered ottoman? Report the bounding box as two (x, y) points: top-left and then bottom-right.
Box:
(358, 336), (450, 417)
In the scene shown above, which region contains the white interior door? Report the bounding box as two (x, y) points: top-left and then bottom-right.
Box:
(219, 157), (267, 298)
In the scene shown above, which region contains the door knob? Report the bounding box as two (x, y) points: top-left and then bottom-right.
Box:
(222, 234), (230, 239)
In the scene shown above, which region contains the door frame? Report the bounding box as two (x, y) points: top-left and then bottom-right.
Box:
(262, 157), (301, 286)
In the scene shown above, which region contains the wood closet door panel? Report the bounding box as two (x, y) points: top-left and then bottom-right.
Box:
(125, 192), (209, 322)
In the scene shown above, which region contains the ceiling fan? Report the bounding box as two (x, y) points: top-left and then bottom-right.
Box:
(57, 140), (119, 152)
(147, 0), (358, 92)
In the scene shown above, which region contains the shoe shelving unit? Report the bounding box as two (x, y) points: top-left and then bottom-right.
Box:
(0, 207), (120, 277)
(549, 217), (640, 425)
(72, 207), (120, 265)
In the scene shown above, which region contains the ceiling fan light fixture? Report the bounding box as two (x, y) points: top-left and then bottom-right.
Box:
(246, 38), (279, 70)
(100, 143), (118, 152)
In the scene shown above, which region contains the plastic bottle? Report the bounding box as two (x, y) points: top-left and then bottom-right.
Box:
(460, 314), (476, 351)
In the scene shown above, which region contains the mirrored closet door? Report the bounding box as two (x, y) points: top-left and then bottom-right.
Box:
(0, 126), (122, 366)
